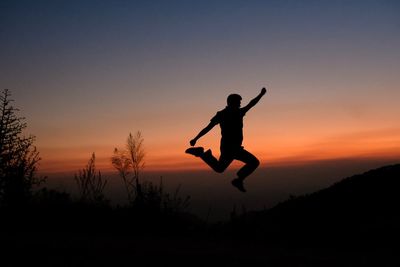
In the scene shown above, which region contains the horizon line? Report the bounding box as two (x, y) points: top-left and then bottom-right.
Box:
(38, 154), (400, 176)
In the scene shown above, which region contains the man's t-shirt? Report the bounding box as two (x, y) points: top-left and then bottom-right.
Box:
(210, 107), (247, 148)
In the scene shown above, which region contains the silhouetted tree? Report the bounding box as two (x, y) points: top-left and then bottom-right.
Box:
(0, 89), (42, 206)
(75, 153), (108, 205)
(111, 131), (145, 202)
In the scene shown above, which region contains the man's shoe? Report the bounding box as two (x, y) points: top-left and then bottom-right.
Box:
(185, 147), (204, 157)
(231, 178), (246, 193)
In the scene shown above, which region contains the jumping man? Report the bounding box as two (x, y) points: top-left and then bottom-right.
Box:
(186, 87), (267, 192)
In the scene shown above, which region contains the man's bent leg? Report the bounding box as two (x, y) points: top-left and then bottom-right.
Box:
(235, 149), (260, 180)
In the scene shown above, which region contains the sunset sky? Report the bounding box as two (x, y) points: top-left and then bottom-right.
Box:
(1, 0), (400, 175)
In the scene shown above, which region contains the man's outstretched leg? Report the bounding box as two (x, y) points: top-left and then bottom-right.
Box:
(185, 147), (232, 173)
(231, 148), (260, 192)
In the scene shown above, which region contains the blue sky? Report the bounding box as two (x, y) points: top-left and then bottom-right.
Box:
(1, 0), (399, 173)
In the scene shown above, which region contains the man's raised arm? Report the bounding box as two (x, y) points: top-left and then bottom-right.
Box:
(190, 121), (217, 146)
(242, 87), (267, 114)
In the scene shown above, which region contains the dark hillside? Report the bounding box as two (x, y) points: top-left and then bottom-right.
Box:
(230, 164), (400, 245)
(2, 165), (400, 266)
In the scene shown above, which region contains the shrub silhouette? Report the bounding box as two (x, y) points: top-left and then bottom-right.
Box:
(112, 132), (190, 213)
(112, 131), (144, 202)
(138, 177), (190, 214)
(0, 89), (43, 207)
(74, 153), (108, 205)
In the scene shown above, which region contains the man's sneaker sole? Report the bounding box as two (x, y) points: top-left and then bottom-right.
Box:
(185, 147), (204, 157)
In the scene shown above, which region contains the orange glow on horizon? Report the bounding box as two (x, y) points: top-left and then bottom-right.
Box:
(38, 127), (400, 174)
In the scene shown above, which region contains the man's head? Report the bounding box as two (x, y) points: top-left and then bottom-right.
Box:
(227, 94), (242, 108)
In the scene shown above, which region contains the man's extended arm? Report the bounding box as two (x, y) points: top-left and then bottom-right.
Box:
(190, 121), (217, 146)
(241, 87), (267, 114)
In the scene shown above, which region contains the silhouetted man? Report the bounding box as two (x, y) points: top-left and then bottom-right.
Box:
(186, 87), (267, 192)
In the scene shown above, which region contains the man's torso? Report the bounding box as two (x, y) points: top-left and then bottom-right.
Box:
(211, 107), (245, 148)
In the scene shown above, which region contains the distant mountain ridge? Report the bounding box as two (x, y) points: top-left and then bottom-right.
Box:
(230, 164), (400, 245)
